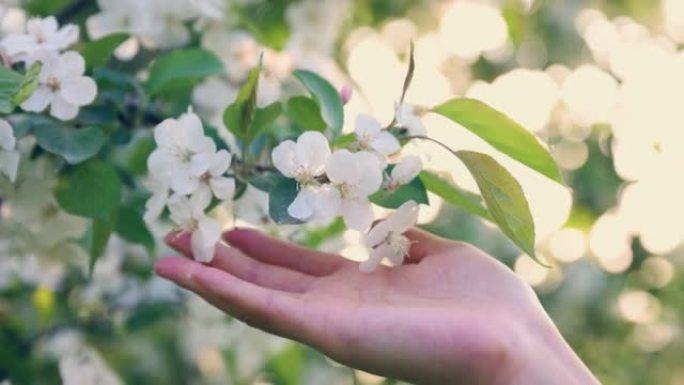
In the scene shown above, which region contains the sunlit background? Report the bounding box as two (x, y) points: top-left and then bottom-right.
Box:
(1, 0), (684, 384)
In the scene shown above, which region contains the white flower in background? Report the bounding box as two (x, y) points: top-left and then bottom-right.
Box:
(0, 119), (19, 182)
(86, 0), (146, 39)
(59, 348), (123, 385)
(272, 131), (330, 184)
(325, 150), (383, 231)
(285, 0), (350, 56)
(388, 156), (422, 190)
(194, 149), (235, 202)
(362, 200), (419, 272)
(395, 103), (426, 136)
(0, 16), (78, 63)
(143, 0), (196, 49)
(20, 51), (97, 120)
(147, 112), (217, 195)
(188, 0), (225, 21)
(354, 114), (400, 156)
(167, 193), (221, 263)
(202, 30), (260, 82)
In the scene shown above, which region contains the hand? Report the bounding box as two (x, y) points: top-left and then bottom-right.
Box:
(156, 228), (600, 385)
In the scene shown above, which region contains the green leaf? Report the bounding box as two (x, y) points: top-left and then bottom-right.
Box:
(249, 171), (287, 192)
(293, 69), (343, 136)
(115, 206), (155, 252)
(285, 95), (326, 131)
(11, 61), (41, 106)
(81, 33), (129, 69)
(34, 123), (106, 164)
(223, 57), (262, 143)
(88, 218), (114, 276)
(252, 102), (282, 137)
(455, 151), (539, 262)
(419, 171), (491, 220)
(433, 98), (562, 183)
(0, 66), (23, 113)
(55, 160), (122, 219)
(265, 344), (303, 385)
(268, 178), (304, 225)
(146, 48), (224, 95)
(371, 167), (429, 209)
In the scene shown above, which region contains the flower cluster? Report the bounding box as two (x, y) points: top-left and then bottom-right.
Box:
(270, 104), (424, 269)
(0, 16), (97, 120)
(146, 111), (235, 263)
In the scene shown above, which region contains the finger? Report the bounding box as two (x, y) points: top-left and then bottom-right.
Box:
(223, 228), (351, 276)
(403, 227), (457, 263)
(165, 231), (315, 293)
(155, 256), (324, 344)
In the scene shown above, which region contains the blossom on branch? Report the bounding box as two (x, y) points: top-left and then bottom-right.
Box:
(362, 200), (419, 272)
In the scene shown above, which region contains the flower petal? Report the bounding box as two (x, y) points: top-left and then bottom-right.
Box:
(0, 119), (16, 151)
(325, 149), (360, 185)
(360, 244), (391, 273)
(209, 176), (235, 200)
(391, 156), (423, 185)
(387, 200), (419, 233)
(272, 140), (297, 178)
(0, 150), (20, 182)
(209, 149), (232, 176)
(341, 198), (374, 231)
(354, 114), (382, 139)
(287, 187), (316, 220)
(295, 131), (330, 176)
(59, 76), (97, 106)
(170, 171), (199, 195)
(189, 152), (212, 176)
(55, 51), (85, 79)
(50, 95), (79, 120)
(370, 131), (400, 156)
(147, 149), (178, 180)
(20, 86), (52, 112)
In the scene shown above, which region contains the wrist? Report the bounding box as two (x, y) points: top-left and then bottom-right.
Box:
(501, 315), (600, 385)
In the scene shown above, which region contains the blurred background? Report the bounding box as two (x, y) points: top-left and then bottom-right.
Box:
(1, 0), (683, 384)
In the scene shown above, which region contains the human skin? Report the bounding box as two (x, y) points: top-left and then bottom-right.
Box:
(155, 228), (601, 385)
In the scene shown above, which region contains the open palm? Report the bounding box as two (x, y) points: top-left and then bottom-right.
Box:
(156, 228), (598, 385)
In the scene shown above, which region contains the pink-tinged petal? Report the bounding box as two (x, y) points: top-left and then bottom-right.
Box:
(49, 95), (79, 121)
(341, 198), (374, 232)
(295, 131), (330, 175)
(209, 176), (235, 200)
(271, 140), (297, 178)
(54, 51), (85, 79)
(370, 131), (400, 156)
(20, 86), (52, 112)
(0, 150), (20, 182)
(209, 149), (232, 176)
(59, 76), (97, 106)
(325, 149), (360, 185)
(0, 120), (16, 151)
(391, 156), (422, 185)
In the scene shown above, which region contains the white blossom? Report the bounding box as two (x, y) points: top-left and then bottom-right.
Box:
(354, 114), (400, 156)
(272, 131), (330, 184)
(194, 149), (235, 203)
(395, 102), (426, 136)
(361, 200), (419, 272)
(167, 193), (221, 263)
(59, 348), (122, 385)
(0, 118), (19, 182)
(147, 111), (217, 195)
(20, 51), (97, 121)
(0, 16), (78, 63)
(324, 149), (383, 231)
(388, 156), (423, 189)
